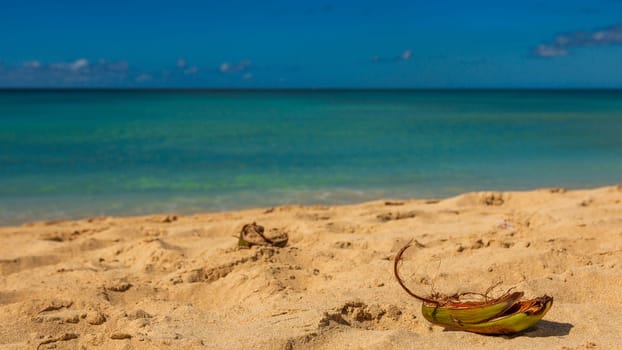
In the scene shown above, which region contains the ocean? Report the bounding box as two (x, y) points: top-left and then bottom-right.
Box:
(1, 89), (621, 225)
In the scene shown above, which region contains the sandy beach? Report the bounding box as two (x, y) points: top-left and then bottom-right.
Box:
(1, 185), (621, 349)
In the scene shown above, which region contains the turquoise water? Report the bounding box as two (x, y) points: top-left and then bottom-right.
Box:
(1, 90), (622, 225)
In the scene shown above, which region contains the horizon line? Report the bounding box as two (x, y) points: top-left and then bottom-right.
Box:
(2, 87), (622, 92)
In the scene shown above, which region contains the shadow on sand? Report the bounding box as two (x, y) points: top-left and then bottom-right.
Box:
(517, 320), (573, 338)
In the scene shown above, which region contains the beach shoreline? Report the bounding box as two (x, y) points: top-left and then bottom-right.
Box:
(1, 185), (621, 349)
(4, 89), (622, 230)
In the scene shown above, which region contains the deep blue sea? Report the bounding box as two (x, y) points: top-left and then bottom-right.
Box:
(1, 90), (621, 225)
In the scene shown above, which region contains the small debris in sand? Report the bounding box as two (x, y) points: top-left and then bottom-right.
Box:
(127, 309), (153, 319)
(377, 211), (418, 222)
(482, 193), (504, 206)
(38, 299), (73, 313)
(87, 311), (107, 325)
(162, 215), (178, 223)
(110, 333), (132, 340)
(107, 281), (132, 292)
(237, 222), (288, 248)
(37, 333), (79, 349)
(384, 201), (405, 206)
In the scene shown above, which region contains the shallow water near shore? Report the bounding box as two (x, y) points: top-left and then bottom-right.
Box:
(1, 89), (622, 225)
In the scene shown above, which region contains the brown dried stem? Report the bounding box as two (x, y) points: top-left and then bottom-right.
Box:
(393, 241), (442, 306)
(394, 242), (520, 306)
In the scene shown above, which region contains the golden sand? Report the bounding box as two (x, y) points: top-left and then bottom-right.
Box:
(1, 186), (621, 349)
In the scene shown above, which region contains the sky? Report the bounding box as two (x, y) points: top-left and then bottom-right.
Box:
(1, 0), (622, 88)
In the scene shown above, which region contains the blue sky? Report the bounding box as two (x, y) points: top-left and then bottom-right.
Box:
(1, 0), (622, 88)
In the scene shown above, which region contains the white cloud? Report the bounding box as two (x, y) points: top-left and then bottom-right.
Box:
(70, 58), (89, 71)
(219, 60), (252, 73)
(219, 62), (231, 73)
(535, 23), (622, 58)
(135, 73), (152, 83)
(22, 60), (42, 69)
(372, 49), (413, 63)
(534, 45), (568, 57)
(593, 31), (606, 40)
(1, 58), (155, 86)
(400, 50), (412, 60)
(177, 58), (187, 68)
(48, 58), (89, 72)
